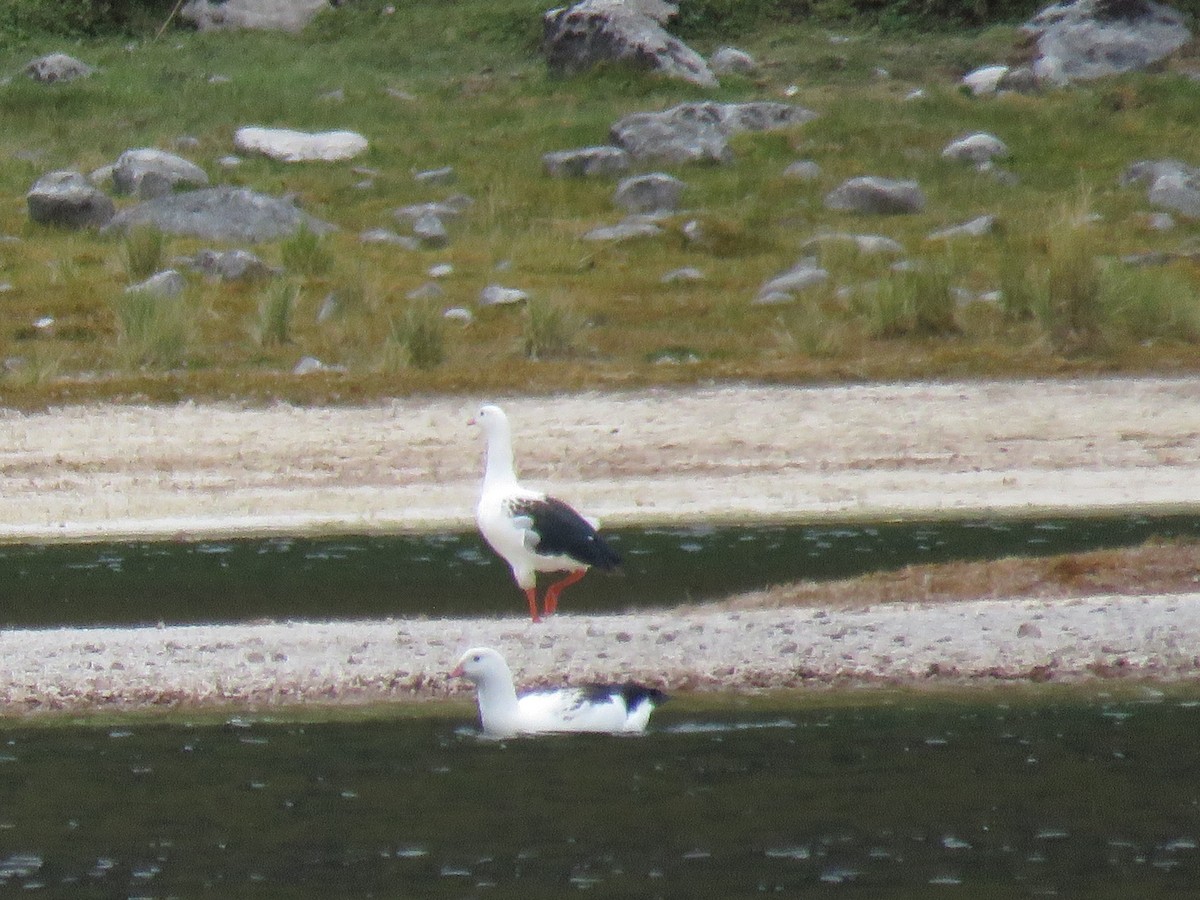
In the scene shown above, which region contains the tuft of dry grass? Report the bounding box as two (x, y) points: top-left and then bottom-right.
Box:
(706, 538), (1200, 612)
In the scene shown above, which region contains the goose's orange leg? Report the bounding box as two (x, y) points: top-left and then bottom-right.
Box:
(542, 569), (586, 616)
(525, 587), (542, 623)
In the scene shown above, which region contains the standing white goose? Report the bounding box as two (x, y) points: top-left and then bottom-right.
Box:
(471, 403), (621, 622)
(451, 647), (667, 737)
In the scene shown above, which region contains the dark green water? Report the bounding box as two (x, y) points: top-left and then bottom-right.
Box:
(0, 515), (1197, 626)
(2, 691), (1199, 897)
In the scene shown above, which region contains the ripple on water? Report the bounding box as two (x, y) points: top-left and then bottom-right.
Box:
(0, 854), (43, 882)
(663, 719), (797, 735)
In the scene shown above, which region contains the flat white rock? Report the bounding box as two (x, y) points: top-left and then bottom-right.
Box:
(234, 126), (368, 162)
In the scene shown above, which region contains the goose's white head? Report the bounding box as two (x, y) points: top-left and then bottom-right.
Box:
(450, 646), (510, 685)
(470, 403), (508, 434)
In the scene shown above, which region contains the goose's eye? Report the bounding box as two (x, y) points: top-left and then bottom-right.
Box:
(472, 654), (482, 662)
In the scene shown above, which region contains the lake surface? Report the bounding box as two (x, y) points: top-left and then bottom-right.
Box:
(2, 689), (1199, 897)
(0, 514), (1197, 626)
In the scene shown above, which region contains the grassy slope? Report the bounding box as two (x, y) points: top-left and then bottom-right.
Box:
(1, 1), (1199, 407)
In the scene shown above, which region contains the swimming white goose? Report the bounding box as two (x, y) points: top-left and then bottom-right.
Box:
(450, 646), (667, 737)
(471, 403), (621, 622)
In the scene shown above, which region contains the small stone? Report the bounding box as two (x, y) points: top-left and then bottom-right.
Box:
(126, 269), (186, 298)
(414, 166), (455, 185)
(661, 267), (705, 283)
(783, 160), (821, 181)
(359, 228), (420, 249)
(479, 284), (528, 307)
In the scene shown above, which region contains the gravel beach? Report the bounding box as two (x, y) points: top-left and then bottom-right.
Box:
(1, 375), (1199, 714)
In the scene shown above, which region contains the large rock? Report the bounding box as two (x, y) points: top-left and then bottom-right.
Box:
(113, 149), (210, 198)
(1023, 0), (1190, 84)
(825, 177), (926, 215)
(942, 133), (1009, 165)
(25, 53), (94, 84)
(1148, 172), (1200, 219)
(26, 171), (115, 229)
(103, 187), (333, 243)
(126, 270), (187, 299)
(185, 248), (278, 281)
(543, 0), (716, 87)
(543, 146), (631, 178)
(613, 172), (685, 213)
(710, 47), (758, 76)
(234, 127), (368, 162)
(1119, 158), (1197, 188)
(611, 101), (817, 164)
(961, 64), (1010, 96)
(181, 0), (330, 32)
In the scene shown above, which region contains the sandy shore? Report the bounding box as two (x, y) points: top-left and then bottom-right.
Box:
(2, 375), (1199, 714)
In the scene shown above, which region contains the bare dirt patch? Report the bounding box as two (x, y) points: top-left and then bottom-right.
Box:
(713, 539), (1200, 612)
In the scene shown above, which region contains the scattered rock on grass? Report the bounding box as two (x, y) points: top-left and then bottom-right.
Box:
(1023, 0), (1190, 85)
(479, 285), (529, 307)
(25, 53), (94, 84)
(543, 146), (631, 178)
(611, 101), (817, 164)
(613, 172), (685, 213)
(824, 176), (925, 215)
(104, 186), (333, 243)
(126, 270), (186, 298)
(783, 160), (822, 181)
(26, 171), (115, 229)
(710, 47), (758, 76)
(942, 133), (1009, 166)
(113, 149), (210, 199)
(233, 126), (368, 162)
(927, 214), (997, 240)
(543, 0), (717, 87)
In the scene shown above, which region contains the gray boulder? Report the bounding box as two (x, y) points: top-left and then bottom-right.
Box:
(583, 219), (663, 241)
(25, 53), (94, 84)
(126, 270), (186, 298)
(186, 248), (278, 281)
(1119, 158), (1197, 188)
(801, 233), (905, 256)
(414, 166), (455, 185)
(783, 160), (822, 181)
(543, 146), (631, 178)
(613, 172), (685, 213)
(927, 214), (998, 240)
(611, 101), (817, 164)
(1148, 172), (1200, 219)
(394, 197), (473, 224)
(113, 149), (210, 199)
(710, 47), (758, 76)
(479, 285), (530, 307)
(825, 177), (926, 215)
(360, 228), (421, 249)
(543, 0), (716, 87)
(27, 171), (115, 229)
(413, 213), (449, 249)
(961, 64), (1010, 95)
(756, 260), (829, 303)
(103, 187), (333, 243)
(234, 126), (368, 162)
(1023, 0), (1190, 84)
(942, 133), (1009, 166)
(181, 0), (329, 32)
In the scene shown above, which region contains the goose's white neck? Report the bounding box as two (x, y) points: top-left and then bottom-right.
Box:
(475, 662), (521, 737)
(481, 413), (518, 489)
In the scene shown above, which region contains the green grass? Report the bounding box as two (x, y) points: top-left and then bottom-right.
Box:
(1, 0), (1199, 405)
(112, 287), (193, 370)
